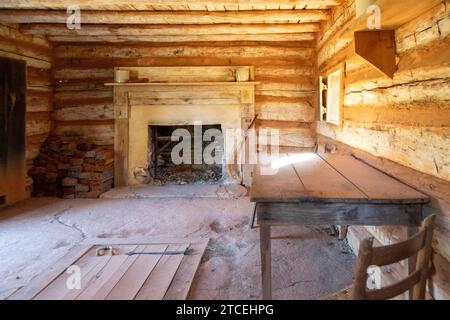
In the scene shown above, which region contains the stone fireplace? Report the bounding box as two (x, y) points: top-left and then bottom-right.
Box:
(107, 66), (258, 187)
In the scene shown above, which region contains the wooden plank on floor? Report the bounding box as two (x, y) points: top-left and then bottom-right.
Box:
(105, 244), (168, 300)
(34, 252), (112, 300)
(7, 241), (204, 301)
(75, 245), (141, 300)
(291, 153), (367, 201)
(164, 239), (209, 300)
(8, 244), (93, 300)
(135, 244), (188, 300)
(1, 287), (21, 300)
(84, 237), (204, 246)
(319, 154), (428, 203)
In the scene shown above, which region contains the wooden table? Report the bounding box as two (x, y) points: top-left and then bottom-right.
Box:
(250, 153), (429, 300)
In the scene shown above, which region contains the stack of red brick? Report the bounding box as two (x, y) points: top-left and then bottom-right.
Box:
(29, 136), (114, 198)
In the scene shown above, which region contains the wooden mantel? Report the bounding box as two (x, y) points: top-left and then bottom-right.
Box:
(109, 66), (258, 187)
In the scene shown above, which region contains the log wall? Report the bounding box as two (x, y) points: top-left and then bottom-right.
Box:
(316, 0), (450, 299)
(52, 41), (317, 149)
(0, 23), (53, 199)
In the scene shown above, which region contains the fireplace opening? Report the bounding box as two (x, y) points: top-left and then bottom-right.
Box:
(148, 124), (223, 184)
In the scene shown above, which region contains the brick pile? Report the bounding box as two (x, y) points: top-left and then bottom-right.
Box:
(29, 136), (114, 198)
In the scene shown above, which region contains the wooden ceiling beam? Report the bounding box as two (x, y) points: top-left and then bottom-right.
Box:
(0, 10), (330, 24)
(47, 33), (317, 43)
(20, 23), (320, 36)
(0, 1), (340, 10)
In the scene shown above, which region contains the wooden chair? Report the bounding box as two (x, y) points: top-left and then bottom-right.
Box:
(324, 214), (436, 300)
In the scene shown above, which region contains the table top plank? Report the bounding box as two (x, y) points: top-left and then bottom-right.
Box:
(290, 153), (367, 201)
(250, 153), (429, 204)
(250, 158), (306, 201)
(319, 153), (428, 203)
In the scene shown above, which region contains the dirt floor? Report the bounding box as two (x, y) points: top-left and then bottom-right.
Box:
(0, 185), (356, 300)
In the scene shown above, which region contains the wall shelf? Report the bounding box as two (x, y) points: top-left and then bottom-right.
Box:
(353, 0), (440, 78)
(354, 30), (397, 78)
(319, 0), (441, 77)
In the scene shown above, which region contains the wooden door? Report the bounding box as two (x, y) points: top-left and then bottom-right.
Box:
(0, 57), (26, 205)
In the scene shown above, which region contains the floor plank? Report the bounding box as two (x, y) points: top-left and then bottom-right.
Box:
(164, 239), (210, 300)
(135, 244), (188, 300)
(75, 245), (140, 300)
(105, 244), (168, 300)
(7, 241), (207, 300)
(8, 244), (93, 300)
(34, 249), (111, 300)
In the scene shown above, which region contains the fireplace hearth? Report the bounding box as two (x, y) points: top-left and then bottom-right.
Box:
(149, 124), (223, 184)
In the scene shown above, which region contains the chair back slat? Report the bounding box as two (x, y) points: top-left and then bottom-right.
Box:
(351, 214), (436, 300)
(371, 229), (426, 267)
(365, 269), (422, 300)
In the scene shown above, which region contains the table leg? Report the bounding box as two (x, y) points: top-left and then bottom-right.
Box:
(407, 226), (419, 299)
(260, 223), (272, 300)
(248, 202), (257, 229)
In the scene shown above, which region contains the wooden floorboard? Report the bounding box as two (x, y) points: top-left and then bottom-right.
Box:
(75, 245), (141, 300)
(8, 244), (93, 300)
(135, 244), (188, 300)
(35, 253), (111, 300)
(105, 244), (168, 300)
(164, 239), (210, 300)
(6, 240), (208, 300)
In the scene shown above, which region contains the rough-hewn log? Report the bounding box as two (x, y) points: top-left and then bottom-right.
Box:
(53, 123), (114, 146)
(0, 1), (339, 10)
(256, 96), (314, 122)
(53, 105), (114, 121)
(21, 23), (320, 36)
(0, 10), (330, 24)
(54, 44), (315, 59)
(48, 33), (317, 43)
(26, 120), (52, 137)
(257, 119), (316, 148)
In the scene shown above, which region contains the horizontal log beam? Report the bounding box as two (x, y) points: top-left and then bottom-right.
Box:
(0, 10), (330, 24)
(0, 1), (339, 10)
(48, 33), (317, 43)
(20, 23), (320, 36)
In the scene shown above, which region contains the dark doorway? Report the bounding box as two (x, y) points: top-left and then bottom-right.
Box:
(0, 57), (26, 204)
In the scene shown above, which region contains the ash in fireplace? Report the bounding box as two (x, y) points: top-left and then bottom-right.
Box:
(152, 164), (223, 185)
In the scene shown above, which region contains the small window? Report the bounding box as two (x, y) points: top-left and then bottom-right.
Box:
(319, 67), (343, 125)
